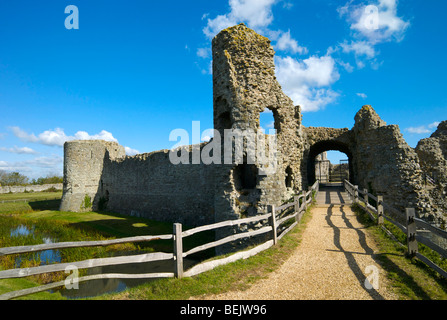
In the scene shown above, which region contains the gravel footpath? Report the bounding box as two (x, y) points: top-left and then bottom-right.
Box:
(197, 205), (398, 300)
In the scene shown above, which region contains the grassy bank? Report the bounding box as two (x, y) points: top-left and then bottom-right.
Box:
(352, 203), (447, 299)
(0, 191), (63, 202)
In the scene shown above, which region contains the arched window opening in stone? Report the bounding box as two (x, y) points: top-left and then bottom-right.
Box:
(259, 107), (280, 134)
(232, 163), (258, 191)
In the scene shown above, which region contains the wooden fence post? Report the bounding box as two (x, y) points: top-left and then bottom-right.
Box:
(302, 190), (307, 211)
(354, 185), (359, 203)
(269, 205), (277, 245)
(294, 196), (300, 222)
(377, 196), (384, 225)
(406, 208), (418, 258)
(173, 223), (184, 279)
(363, 189), (368, 205)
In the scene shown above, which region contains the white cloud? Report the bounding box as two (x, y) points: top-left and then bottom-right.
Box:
(337, 60), (354, 73)
(340, 0), (410, 44)
(275, 55), (340, 112)
(197, 48), (210, 59)
(428, 121), (441, 129)
(275, 30), (308, 54)
(356, 93), (368, 99)
(340, 40), (376, 58)
(0, 155), (63, 176)
(229, 0), (275, 28)
(203, 14), (237, 39)
(9, 126), (142, 160)
(353, 0), (410, 43)
(282, 2), (293, 10)
(201, 135), (212, 142)
(406, 122), (440, 134)
(24, 156), (64, 169)
(338, 0), (409, 69)
(9, 127), (118, 147)
(38, 128), (71, 147)
(124, 146), (140, 156)
(73, 130), (118, 143)
(9, 126), (39, 143)
(276, 55), (340, 88)
(203, 0), (276, 38)
(406, 126), (430, 134)
(0, 146), (39, 155)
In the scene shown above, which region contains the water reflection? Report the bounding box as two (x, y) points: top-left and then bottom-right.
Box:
(9, 225), (199, 299)
(10, 225), (34, 237)
(10, 225), (61, 266)
(59, 253), (197, 299)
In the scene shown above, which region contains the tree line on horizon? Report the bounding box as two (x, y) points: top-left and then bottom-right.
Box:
(0, 170), (63, 186)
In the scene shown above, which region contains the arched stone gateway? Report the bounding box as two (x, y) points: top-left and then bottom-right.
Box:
(302, 127), (355, 187)
(306, 139), (354, 186)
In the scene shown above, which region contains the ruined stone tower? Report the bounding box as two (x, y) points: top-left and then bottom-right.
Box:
(60, 140), (125, 212)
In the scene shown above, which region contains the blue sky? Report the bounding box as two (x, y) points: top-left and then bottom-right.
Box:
(0, 0), (446, 178)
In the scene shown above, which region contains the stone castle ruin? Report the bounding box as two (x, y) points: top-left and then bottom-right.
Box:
(60, 24), (447, 232)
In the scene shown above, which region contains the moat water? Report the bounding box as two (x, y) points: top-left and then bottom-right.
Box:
(9, 225), (197, 299)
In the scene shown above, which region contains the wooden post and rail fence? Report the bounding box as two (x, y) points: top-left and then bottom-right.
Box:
(343, 179), (447, 279)
(0, 181), (320, 300)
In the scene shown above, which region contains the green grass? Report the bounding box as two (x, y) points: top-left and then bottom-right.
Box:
(0, 191), (62, 201)
(352, 203), (447, 300)
(0, 271), (65, 300)
(0, 191), (63, 214)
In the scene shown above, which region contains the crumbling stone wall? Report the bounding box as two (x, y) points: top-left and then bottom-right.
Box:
(60, 140), (218, 226)
(416, 121), (447, 221)
(416, 121), (447, 184)
(301, 106), (445, 226)
(102, 144), (218, 226)
(351, 106), (437, 224)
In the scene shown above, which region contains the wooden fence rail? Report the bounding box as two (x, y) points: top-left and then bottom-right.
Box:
(0, 181), (319, 300)
(343, 179), (447, 279)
